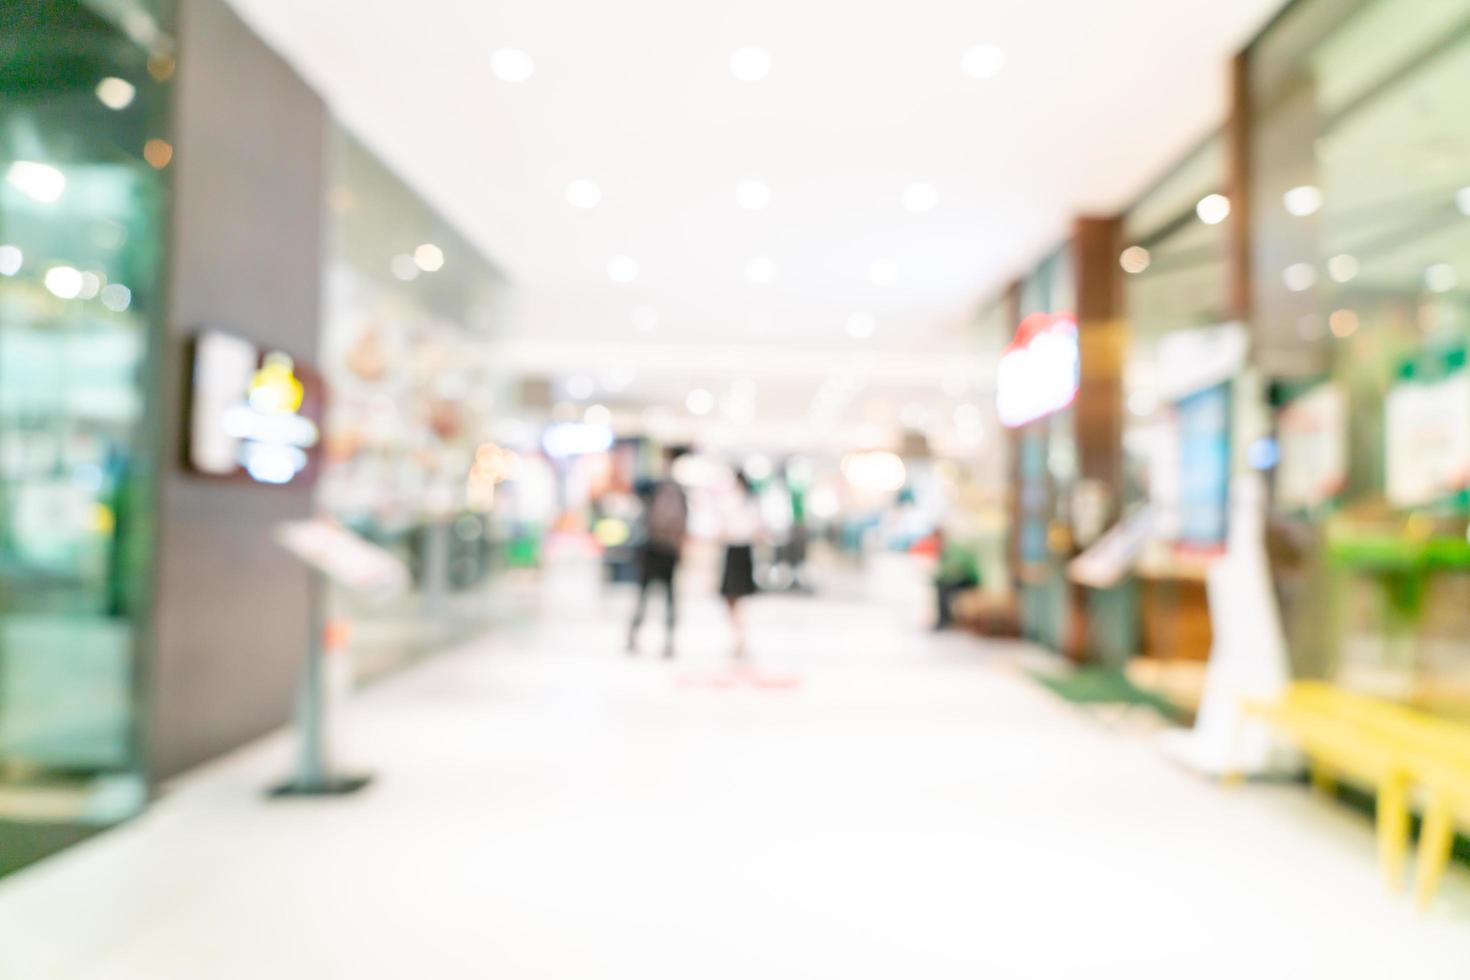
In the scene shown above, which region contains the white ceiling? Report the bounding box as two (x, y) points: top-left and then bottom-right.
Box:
(224, 0), (1282, 444)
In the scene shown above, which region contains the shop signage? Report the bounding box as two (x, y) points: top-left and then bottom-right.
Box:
(995, 313), (1078, 428)
(1276, 382), (1347, 511)
(1386, 346), (1470, 508)
(186, 330), (323, 486)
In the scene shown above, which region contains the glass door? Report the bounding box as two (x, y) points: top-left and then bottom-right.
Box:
(0, 0), (170, 872)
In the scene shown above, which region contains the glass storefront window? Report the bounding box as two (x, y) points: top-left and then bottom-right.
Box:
(1250, 0), (1470, 708)
(0, 0), (171, 871)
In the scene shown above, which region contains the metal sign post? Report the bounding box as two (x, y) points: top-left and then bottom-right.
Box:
(269, 520), (409, 798)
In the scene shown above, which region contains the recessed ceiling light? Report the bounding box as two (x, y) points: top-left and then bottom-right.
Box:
(869, 259), (899, 286)
(1119, 246), (1151, 274)
(100, 283), (131, 311)
(960, 44), (1006, 79)
(95, 77), (135, 110)
(490, 48), (535, 83)
(44, 265), (83, 299)
(1327, 253), (1358, 283)
(1426, 263), (1457, 293)
(565, 179), (601, 209)
(583, 403), (612, 427)
(902, 182), (939, 213)
(0, 245), (21, 276)
(746, 256), (777, 285)
(1282, 262), (1316, 292)
(1196, 193), (1231, 225)
(6, 161), (65, 203)
(736, 179), (771, 211)
(846, 312), (876, 339)
(566, 375), (595, 400)
(143, 139), (172, 169)
(1456, 187), (1470, 216)
(1283, 184), (1324, 217)
(1329, 309), (1359, 338)
(414, 243), (444, 271)
(686, 388), (715, 415)
(730, 46), (772, 82)
(607, 255), (639, 283)
(391, 254), (419, 281)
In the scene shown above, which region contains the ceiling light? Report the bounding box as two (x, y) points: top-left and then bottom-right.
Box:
(1196, 193), (1231, 225)
(746, 256), (777, 285)
(1282, 262), (1316, 292)
(729, 46), (772, 82)
(869, 259), (899, 286)
(1327, 253), (1358, 283)
(1283, 184), (1324, 217)
(143, 139), (172, 169)
(1456, 187), (1470, 216)
(0, 245), (21, 276)
(565, 179), (601, 209)
(607, 255), (639, 283)
(391, 254), (419, 281)
(413, 243), (444, 271)
(44, 265), (83, 299)
(686, 388), (715, 415)
(902, 182), (939, 213)
(960, 44), (1006, 79)
(490, 48), (535, 83)
(631, 306), (658, 332)
(736, 179), (771, 211)
(95, 77), (135, 110)
(1426, 263), (1457, 293)
(100, 283), (131, 312)
(1127, 391), (1158, 417)
(1119, 246), (1150, 274)
(583, 403), (612, 427)
(6, 161), (65, 203)
(846, 312), (876, 339)
(78, 271), (102, 299)
(1329, 309), (1358, 338)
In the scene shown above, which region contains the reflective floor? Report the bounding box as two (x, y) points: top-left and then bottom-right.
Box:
(1, 567), (1467, 978)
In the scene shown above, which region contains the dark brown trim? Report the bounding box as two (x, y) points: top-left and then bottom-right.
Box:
(1225, 51), (1254, 324)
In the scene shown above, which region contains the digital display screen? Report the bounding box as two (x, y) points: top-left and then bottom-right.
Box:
(1176, 382), (1230, 551)
(186, 330), (323, 486)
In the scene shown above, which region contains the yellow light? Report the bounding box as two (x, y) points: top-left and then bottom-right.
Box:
(248, 352), (304, 414)
(593, 518), (630, 547)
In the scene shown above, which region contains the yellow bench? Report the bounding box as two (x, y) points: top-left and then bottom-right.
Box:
(1238, 681), (1470, 909)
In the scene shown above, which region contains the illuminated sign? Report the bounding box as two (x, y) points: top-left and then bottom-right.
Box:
(187, 331), (322, 486)
(995, 313), (1079, 428)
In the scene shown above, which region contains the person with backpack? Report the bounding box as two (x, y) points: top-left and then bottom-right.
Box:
(627, 446), (689, 658)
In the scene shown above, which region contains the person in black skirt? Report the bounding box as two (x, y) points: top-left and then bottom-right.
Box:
(720, 470), (762, 659)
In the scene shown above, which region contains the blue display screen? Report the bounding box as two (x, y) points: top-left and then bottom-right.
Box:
(1177, 382), (1230, 550)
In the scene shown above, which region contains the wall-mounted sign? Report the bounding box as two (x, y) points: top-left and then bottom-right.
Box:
(1386, 346), (1470, 508)
(996, 313), (1078, 428)
(1276, 381), (1346, 511)
(186, 330), (323, 486)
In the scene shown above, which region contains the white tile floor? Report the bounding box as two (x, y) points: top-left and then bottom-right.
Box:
(2, 581), (1468, 979)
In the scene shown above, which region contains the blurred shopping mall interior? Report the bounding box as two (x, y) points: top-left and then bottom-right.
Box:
(4, 0), (1470, 975)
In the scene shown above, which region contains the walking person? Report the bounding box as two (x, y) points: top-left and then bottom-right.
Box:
(719, 470), (762, 659)
(627, 447), (688, 658)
